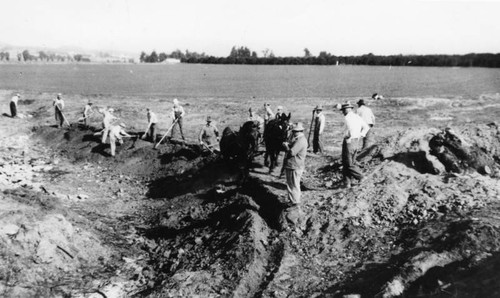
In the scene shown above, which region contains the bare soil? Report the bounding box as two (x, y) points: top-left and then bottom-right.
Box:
(1, 90), (500, 298)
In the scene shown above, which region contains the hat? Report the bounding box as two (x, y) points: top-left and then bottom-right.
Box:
(16, 93), (20, 97)
(108, 108), (115, 112)
(340, 103), (354, 110)
(292, 122), (305, 131)
(265, 103), (270, 106)
(173, 98), (179, 105)
(357, 99), (365, 106)
(119, 122), (126, 128)
(248, 107), (253, 112)
(57, 93), (62, 96)
(315, 105), (323, 110)
(277, 105), (283, 110)
(206, 116), (212, 122)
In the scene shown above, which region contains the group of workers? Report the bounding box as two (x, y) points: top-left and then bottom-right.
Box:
(8, 92), (376, 218)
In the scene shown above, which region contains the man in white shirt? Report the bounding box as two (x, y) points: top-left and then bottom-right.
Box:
(142, 108), (158, 145)
(53, 93), (66, 128)
(100, 107), (118, 143)
(313, 105), (326, 154)
(171, 98), (186, 141)
(340, 102), (370, 188)
(356, 99), (376, 149)
(109, 123), (132, 157)
(10, 93), (20, 118)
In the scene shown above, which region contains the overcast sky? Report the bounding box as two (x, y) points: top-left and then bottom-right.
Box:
(2, 0), (500, 56)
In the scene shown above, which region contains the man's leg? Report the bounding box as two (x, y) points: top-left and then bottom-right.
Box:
(313, 133), (319, 153)
(150, 123), (156, 144)
(178, 118), (185, 140)
(10, 102), (17, 117)
(110, 137), (116, 156)
(102, 126), (110, 143)
(285, 168), (302, 205)
(347, 139), (363, 181)
(318, 134), (324, 154)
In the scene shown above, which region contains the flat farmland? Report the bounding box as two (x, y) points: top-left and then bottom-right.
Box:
(1, 64), (500, 99)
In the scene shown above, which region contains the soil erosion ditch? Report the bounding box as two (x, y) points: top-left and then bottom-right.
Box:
(2, 116), (500, 297)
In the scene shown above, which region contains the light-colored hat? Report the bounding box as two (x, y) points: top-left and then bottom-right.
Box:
(108, 108), (115, 112)
(357, 99), (365, 106)
(119, 122), (126, 128)
(206, 116), (212, 122)
(277, 105), (283, 110)
(292, 122), (305, 131)
(16, 93), (20, 97)
(57, 93), (62, 96)
(340, 103), (354, 110)
(173, 98), (179, 105)
(315, 105), (323, 110)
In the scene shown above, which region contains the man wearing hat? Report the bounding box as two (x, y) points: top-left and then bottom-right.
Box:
(356, 99), (375, 149)
(53, 93), (66, 128)
(10, 93), (20, 118)
(199, 116), (219, 148)
(282, 122), (308, 208)
(108, 123), (132, 157)
(171, 98), (186, 141)
(339, 102), (370, 188)
(313, 105), (326, 154)
(263, 103), (274, 124)
(142, 108), (158, 146)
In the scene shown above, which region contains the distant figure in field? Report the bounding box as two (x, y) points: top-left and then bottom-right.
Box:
(339, 102), (370, 188)
(99, 107), (117, 143)
(372, 93), (384, 100)
(247, 108), (264, 134)
(275, 105), (287, 122)
(171, 98), (186, 141)
(10, 93), (20, 118)
(312, 105), (326, 154)
(263, 103), (274, 124)
(108, 123), (132, 157)
(199, 116), (219, 148)
(53, 93), (66, 128)
(356, 99), (376, 149)
(142, 108), (158, 146)
(81, 102), (93, 127)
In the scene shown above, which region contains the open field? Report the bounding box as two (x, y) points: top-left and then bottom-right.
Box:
(1, 65), (500, 297)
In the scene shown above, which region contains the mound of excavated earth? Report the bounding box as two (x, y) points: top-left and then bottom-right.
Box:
(2, 99), (500, 297)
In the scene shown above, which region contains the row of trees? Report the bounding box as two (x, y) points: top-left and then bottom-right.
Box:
(139, 46), (500, 68)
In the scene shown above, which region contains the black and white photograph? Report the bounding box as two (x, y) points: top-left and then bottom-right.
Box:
(1, 0), (500, 297)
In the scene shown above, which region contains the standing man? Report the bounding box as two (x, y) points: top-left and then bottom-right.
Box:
(282, 122), (308, 208)
(356, 99), (376, 149)
(171, 98), (186, 141)
(108, 123), (132, 157)
(82, 102), (93, 127)
(339, 102), (370, 188)
(10, 93), (20, 118)
(53, 93), (65, 128)
(142, 108), (158, 146)
(312, 105), (325, 154)
(100, 107), (117, 143)
(199, 116), (219, 149)
(263, 103), (274, 124)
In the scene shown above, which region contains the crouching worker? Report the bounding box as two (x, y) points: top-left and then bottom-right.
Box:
(109, 123), (131, 157)
(199, 116), (219, 151)
(142, 108), (158, 146)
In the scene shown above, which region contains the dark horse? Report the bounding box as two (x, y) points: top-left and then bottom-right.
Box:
(220, 120), (260, 182)
(264, 113), (291, 173)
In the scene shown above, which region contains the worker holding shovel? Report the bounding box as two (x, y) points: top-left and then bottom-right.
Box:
(141, 108), (158, 146)
(53, 93), (69, 128)
(109, 123), (132, 157)
(198, 116), (219, 153)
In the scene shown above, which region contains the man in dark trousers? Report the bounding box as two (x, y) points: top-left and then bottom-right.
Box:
(10, 93), (20, 118)
(199, 116), (219, 149)
(142, 108), (158, 146)
(339, 102), (370, 188)
(356, 99), (376, 149)
(53, 93), (65, 128)
(312, 105), (325, 154)
(171, 98), (186, 141)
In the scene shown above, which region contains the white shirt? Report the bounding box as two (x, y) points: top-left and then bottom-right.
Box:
(356, 105), (375, 126)
(148, 111), (158, 124)
(343, 111), (370, 140)
(264, 106), (274, 120)
(11, 95), (19, 105)
(172, 105), (185, 119)
(53, 98), (65, 110)
(102, 110), (117, 127)
(315, 112), (326, 134)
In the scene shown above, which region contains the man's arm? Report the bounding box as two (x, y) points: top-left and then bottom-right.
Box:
(360, 117), (370, 137)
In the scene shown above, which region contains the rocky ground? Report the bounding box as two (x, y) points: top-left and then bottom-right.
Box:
(1, 91), (500, 297)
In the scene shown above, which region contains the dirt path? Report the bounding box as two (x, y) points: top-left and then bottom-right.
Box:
(2, 92), (500, 297)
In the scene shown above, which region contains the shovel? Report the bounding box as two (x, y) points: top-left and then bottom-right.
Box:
(55, 105), (71, 127)
(154, 118), (178, 149)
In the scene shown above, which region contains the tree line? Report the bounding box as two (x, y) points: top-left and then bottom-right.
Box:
(140, 46), (500, 68)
